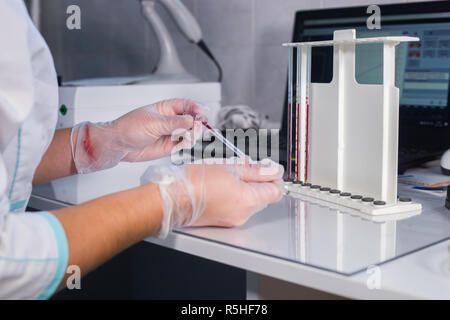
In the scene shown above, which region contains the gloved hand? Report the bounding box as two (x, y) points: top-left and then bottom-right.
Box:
(141, 158), (284, 239)
(71, 99), (205, 174)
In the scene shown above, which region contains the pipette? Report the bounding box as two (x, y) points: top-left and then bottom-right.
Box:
(201, 121), (248, 159)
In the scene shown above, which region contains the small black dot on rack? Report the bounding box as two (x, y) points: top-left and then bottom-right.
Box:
(351, 195), (363, 200)
(302, 183), (312, 187)
(362, 197), (374, 203)
(340, 192), (351, 197)
(311, 185), (321, 189)
(399, 197), (412, 202)
(330, 189), (341, 194)
(320, 187), (331, 192)
(374, 200), (386, 206)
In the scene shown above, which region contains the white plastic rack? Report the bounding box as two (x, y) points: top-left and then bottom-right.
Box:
(283, 29), (422, 215)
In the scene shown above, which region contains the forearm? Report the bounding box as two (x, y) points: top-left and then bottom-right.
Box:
(50, 182), (162, 292)
(33, 128), (77, 186)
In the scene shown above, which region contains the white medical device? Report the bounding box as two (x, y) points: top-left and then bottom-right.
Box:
(64, 0), (221, 86)
(283, 29), (421, 216)
(140, 0), (197, 82)
(139, 0), (222, 83)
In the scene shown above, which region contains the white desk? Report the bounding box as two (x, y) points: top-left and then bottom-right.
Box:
(30, 183), (450, 299)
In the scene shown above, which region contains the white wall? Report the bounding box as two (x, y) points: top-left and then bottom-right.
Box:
(40, 0), (438, 127)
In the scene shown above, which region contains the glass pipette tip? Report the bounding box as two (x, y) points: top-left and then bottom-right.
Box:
(201, 121), (247, 159)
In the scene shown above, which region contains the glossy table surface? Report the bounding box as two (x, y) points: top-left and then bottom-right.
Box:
(30, 171), (450, 299)
(175, 184), (450, 275)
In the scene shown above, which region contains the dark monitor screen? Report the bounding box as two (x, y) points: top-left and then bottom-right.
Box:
(280, 1), (450, 156)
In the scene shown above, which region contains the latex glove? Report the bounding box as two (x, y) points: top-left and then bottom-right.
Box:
(141, 158), (284, 239)
(71, 99), (205, 174)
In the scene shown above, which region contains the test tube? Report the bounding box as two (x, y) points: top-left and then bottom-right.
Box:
(300, 45), (312, 183)
(287, 47), (294, 180)
(286, 44), (312, 183)
(296, 46), (301, 182)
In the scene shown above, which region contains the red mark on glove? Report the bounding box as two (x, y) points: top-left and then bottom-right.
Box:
(83, 124), (96, 161)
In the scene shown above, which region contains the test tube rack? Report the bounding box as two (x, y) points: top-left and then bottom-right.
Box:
(283, 29), (422, 216)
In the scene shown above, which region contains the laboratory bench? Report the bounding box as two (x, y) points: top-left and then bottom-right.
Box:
(29, 181), (450, 300)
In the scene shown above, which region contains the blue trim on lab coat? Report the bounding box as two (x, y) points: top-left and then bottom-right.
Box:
(36, 212), (69, 300)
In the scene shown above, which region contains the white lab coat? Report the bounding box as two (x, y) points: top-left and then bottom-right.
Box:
(0, 1), (68, 299)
